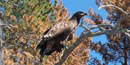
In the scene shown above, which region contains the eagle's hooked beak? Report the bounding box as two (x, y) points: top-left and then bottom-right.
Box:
(80, 13), (87, 16)
(84, 13), (87, 15)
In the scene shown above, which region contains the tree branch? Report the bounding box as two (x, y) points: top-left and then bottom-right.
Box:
(55, 32), (88, 65)
(124, 32), (130, 38)
(80, 21), (91, 32)
(98, 4), (129, 15)
(55, 23), (127, 65)
(126, 29), (130, 33)
(88, 24), (114, 31)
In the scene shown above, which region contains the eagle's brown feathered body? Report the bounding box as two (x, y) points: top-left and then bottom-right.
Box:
(36, 11), (87, 61)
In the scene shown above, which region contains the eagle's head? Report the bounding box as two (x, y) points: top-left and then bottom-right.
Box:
(71, 11), (87, 24)
(73, 11), (87, 18)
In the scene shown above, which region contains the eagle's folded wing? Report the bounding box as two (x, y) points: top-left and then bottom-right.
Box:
(43, 20), (76, 39)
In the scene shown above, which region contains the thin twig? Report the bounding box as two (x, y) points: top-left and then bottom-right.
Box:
(124, 32), (130, 38)
(80, 22), (91, 32)
(0, 24), (12, 29)
(126, 29), (130, 33)
(98, 4), (129, 15)
(97, 24), (114, 29)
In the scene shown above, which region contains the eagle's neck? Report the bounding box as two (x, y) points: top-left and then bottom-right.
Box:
(70, 16), (81, 24)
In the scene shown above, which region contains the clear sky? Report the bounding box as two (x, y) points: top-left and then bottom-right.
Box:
(62, 0), (121, 65)
(63, 0), (108, 44)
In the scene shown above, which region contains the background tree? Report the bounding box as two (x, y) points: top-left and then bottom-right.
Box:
(56, 0), (130, 65)
(0, 0), (129, 65)
(87, 0), (130, 65)
(0, 0), (89, 65)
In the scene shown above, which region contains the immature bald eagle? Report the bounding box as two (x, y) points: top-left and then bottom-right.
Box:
(36, 11), (87, 61)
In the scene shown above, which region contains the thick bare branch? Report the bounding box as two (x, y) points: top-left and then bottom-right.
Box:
(88, 24), (114, 30)
(55, 32), (88, 65)
(55, 23), (127, 65)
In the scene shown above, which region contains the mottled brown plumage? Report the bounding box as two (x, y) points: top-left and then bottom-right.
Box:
(36, 11), (87, 61)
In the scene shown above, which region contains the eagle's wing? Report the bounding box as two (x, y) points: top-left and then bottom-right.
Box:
(43, 20), (77, 39)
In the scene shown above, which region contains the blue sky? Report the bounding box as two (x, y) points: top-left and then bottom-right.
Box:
(63, 0), (108, 44)
(62, 0), (121, 65)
